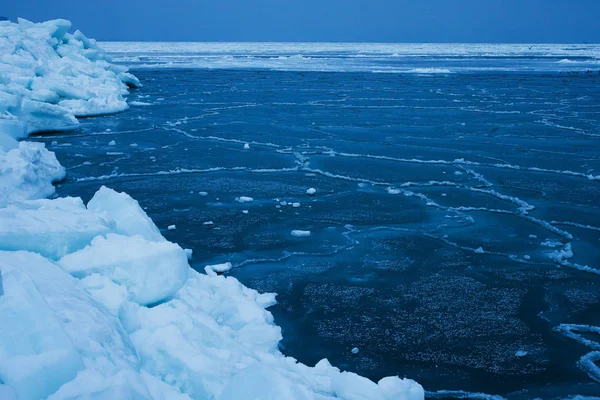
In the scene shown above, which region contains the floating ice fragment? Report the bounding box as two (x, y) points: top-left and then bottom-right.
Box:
(306, 187), (316, 195)
(387, 188), (401, 195)
(351, 347), (359, 354)
(130, 143), (138, 147)
(529, 234), (537, 239)
(198, 191), (208, 196)
(82, 161), (92, 166)
(242, 210), (249, 214)
(167, 225), (176, 231)
(292, 202), (301, 208)
(515, 350), (528, 357)
(243, 143), (250, 150)
(291, 230), (311, 237)
(236, 196), (254, 203)
(203, 221), (214, 225)
(204, 262), (232, 276)
(474, 247), (485, 254)
(108, 140), (116, 146)
(280, 201), (288, 206)
(524, 255), (531, 260)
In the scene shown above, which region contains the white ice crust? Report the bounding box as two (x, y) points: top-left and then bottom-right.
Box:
(0, 19), (423, 400)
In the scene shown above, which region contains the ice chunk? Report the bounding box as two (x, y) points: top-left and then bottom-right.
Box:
(236, 196), (254, 203)
(291, 230), (311, 237)
(109, 140), (116, 146)
(515, 350), (528, 357)
(306, 187), (317, 195)
(351, 347), (359, 354)
(0, 141), (66, 206)
(0, 19), (139, 134)
(0, 197), (114, 259)
(199, 191), (208, 196)
(205, 262), (233, 276)
(59, 233), (189, 306)
(243, 143), (250, 150)
(168, 224), (176, 231)
(292, 202), (301, 208)
(474, 247), (485, 254)
(0, 385), (17, 400)
(0, 253), (85, 399)
(88, 186), (164, 242)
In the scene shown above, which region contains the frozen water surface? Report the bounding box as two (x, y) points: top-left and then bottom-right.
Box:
(30, 43), (600, 398)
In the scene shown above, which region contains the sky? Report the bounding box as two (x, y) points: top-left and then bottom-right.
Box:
(3, 0), (599, 43)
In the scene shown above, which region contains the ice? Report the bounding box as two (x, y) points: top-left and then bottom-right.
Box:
(87, 186), (165, 242)
(351, 347), (360, 354)
(0, 141), (66, 206)
(0, 253), (84, 399)
(292, 202), (301, 208)
(168, 224), (176, 231)
(306, 187), (317, 195)
(291, 230), (311, 237)
(59, 233), (189, 306)
(0, 19), (140, 134)
(236, 196), (254, 203)
(243, 143), (250, 150)
(204, 262), (233, 276)
(0, 196), (114, 259)
(109, 140), (116, 146)
(474, 247), (485, 254)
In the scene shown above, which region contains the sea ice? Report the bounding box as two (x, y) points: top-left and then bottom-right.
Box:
(236, 196), (254, 203)
(291, 230), (311, 237)
(306, 187), (317, 195)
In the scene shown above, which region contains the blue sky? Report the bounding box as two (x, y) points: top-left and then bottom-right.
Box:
(3, 0), (599, 43)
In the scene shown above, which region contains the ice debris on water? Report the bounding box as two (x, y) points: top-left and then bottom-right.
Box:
(204, 261), (232, 276)
(292, 202), (301, 208)
(306, 187), (317, 195)
(474, 247), (485, 254)
(243, 143), (250, 150)
(291, 230), (311, 237)
(352, 347), (360, 354)
(167, 224), (176, 231)
(236, 196), (254, 203)
(108, 140), (116, 146)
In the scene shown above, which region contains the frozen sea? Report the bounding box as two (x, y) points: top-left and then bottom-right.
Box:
(33, 43), (600, 398)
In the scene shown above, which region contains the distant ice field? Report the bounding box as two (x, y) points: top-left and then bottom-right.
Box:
(33, 44), (600, 398)
(101, 42), (600, 73)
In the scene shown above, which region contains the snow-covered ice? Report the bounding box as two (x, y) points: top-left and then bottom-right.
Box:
(0, 19), (423, 400)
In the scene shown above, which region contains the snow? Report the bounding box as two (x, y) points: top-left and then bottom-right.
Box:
(0, 19), (424, 400)
(291, 230), (311, 237)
